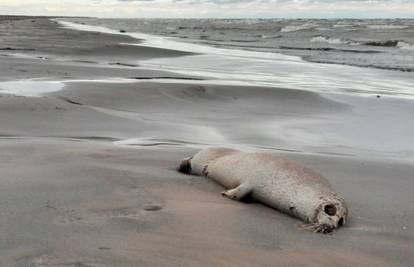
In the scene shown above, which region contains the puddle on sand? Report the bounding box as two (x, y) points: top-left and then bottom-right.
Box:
(0, 78), (135, 98)
(0, 80), (64, 97)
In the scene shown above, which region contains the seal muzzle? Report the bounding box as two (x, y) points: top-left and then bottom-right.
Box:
(178, 157), (192, 174)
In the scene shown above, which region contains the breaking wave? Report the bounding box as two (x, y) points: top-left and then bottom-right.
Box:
(280, 22), (318, 33)
(311, 36), (414, 51)
(397, 41), (414, 50)
(310, 36), (359, 45)
(362, 40), (414, 50)
(365, 24), (411, 30)
(364, 40), (400, 47)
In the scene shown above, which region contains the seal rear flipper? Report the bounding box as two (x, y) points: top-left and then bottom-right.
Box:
(178, 157), (192, 174)
(221, 183), (253, 201)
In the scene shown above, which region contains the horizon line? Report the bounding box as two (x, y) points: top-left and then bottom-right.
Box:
(1, 14), (414, 20)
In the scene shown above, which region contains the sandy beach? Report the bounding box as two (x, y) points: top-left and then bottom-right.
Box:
(0, 17), (413, 267)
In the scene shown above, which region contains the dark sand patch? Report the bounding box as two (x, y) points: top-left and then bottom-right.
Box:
(108, 62), (138, 67)
(130, 76), (205, 81)
(0, 18), (200, 82)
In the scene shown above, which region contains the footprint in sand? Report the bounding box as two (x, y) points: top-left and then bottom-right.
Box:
(143, 204), (163, 211)
(52, 202), (164, 226)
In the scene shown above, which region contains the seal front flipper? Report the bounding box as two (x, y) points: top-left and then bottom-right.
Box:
(221, 183), (253, 201)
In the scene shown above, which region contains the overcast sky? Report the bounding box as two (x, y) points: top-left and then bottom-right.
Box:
(1, 0), (413, 18)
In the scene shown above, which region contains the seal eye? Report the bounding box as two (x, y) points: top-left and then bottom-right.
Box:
(338, 218), (344, 226)
(324, 204), (337, 216)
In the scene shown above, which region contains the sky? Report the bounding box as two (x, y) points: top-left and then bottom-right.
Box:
(1, 0), (414, 18)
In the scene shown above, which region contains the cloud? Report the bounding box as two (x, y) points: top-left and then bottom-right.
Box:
(0, 0), (413, 18)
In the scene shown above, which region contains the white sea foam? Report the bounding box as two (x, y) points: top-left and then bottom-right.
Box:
(310, 36), (361, 46)
(366, 24), (411, 30)
(0, 80), (64, 97)
(311, 36), (346, 45)
(0, 78), (134, 97)
(333, 23), (354, 28)
(280, 23), (317, 33)
(260, 34), (280, 39)
(398, 41), (414, 50)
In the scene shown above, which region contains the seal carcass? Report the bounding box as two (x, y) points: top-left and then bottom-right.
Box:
(178, 147), (348, 233)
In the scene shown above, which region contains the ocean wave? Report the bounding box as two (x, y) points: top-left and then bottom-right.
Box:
(363, 40), (400, 47)
(341, 39), (414, 50)
(310, 38), (414, 51)
(259, 34), (282, 39)
(397, 41), (414, 50)
(366, 24), (411, 30)
(237, 19), (263, 25)
(333, 23), (355, 28)
(280, 23), (318, 33)
(310, 36), (356, 45)
(305, 59), (414, 72)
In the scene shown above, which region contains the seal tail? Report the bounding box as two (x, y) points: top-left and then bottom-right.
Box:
(177, 157), (192, 174)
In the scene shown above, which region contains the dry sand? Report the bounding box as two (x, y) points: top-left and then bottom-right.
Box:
(0, 18), (413, 267)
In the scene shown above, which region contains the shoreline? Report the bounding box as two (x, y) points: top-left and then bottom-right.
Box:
(56, 19), (414, 99)
(59, 17), (414, 73)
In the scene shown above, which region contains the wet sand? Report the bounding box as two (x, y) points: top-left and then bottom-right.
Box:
(0, 18), (413, 267)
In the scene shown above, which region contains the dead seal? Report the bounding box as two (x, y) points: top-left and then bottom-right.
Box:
(178, 147), (348, 233)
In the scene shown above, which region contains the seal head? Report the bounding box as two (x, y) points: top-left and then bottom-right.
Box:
(307, 197), (348, 233)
